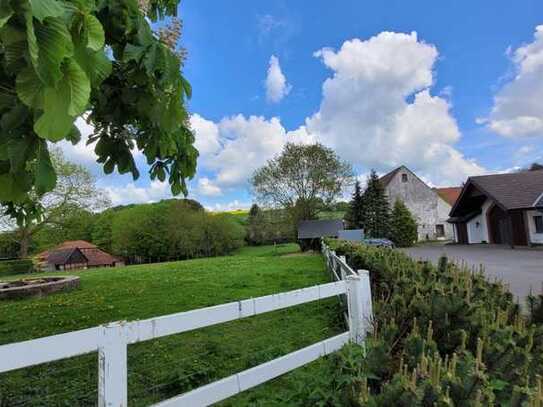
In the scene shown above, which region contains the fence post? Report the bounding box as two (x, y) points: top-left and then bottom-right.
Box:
(98, 322), (127, 407)
(358, 270), (373, 338)
(339, 255), (346, 280)
(346, 271), (372, 344)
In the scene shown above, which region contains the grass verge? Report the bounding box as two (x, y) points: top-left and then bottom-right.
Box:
(0, 244), (343, 406)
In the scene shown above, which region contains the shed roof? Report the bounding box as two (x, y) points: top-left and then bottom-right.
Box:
(298, 220), (344, 239)
(80, 248), (120, 266)
(58, 240), (97, 249)
(37, 240), (120, 266)
(47, 248), (88, 266)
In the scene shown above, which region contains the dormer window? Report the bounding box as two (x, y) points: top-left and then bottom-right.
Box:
(401, 174), (408, 183)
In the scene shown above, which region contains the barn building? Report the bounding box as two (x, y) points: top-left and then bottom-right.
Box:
(37, 241), (123, 271)
(380, 166), (461, 241)
(448, 170), (543, 246)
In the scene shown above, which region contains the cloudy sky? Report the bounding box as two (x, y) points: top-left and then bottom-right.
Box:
(62, 0), (543, 210)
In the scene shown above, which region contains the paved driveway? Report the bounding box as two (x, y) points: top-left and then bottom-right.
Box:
(402, 244), (543, 302)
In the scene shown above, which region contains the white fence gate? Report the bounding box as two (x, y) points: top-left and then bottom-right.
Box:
(0, 244), (372, 407)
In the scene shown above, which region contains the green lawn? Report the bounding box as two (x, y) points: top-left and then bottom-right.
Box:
(0, 244), (343, 406)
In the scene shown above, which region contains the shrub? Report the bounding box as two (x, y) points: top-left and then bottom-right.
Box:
(390, 199), (418, 247)
(0, 259), (35, 277)
(295, 239), (543, 405)
(110, 200), (245, 263)
(247, 207), (294, 246)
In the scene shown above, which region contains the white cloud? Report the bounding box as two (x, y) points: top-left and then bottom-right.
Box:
(197, 177), (222, 197)
(57, 117), (98, 165)
(484, 25), (543, 138)
(191, 113), (221, 161)
(303, 31), (484, 186)
(190, 114), (314, 192)
(103, 180), (171, 206)
(265, 55), (291, 103)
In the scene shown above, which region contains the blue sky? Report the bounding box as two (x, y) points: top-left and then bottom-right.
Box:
(64, 0), (543, 210)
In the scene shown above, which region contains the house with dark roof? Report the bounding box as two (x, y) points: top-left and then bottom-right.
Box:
(380, 166), (462, 241)
(297, 219), (344, 250)
(448, 169), (543, 246)
(37, 241), (124, 271)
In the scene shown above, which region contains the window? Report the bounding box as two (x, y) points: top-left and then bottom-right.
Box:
(535, 216), (543, 234)
(435, 224), (445, 237)
(401, 173), (408, 183)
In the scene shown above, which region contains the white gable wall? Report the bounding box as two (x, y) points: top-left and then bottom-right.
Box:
(384, 167), (454, 241)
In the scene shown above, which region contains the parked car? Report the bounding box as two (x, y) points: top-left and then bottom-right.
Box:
(362, 238), (395, 248)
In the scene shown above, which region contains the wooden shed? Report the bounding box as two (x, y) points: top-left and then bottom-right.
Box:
(46, 248), (88, 271)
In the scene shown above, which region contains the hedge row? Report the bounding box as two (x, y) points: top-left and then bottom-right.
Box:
(0, 259), (34, 278)
(291, 240), (543, 406)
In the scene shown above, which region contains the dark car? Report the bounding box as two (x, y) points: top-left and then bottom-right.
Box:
(362, 238), (395, 248)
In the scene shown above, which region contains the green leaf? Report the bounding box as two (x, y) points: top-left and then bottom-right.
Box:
(83, 14), (104, 51)
(67, 124), (81, 145)
(33, 61), (90, 140)
(29, 0), (64, 22)
(103, 159), (114, 174)
(0, 174), (21, 201)
(16, 67), (44, 108)
(74, 44), (111, 86)
(64, 60), (90, 116)
(181, 75), (192, 99)
(34, 17), (73, 85)
(122, 43), (146, 63)
(0, 0), (13, 29)
(35, 143), (57, 194)
(25, 12), (39, 69)
(34, 86), (72, 141)
(1, 25), (26, 71)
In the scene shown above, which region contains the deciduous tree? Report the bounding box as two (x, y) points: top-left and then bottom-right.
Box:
(251, 143), (354, 228)
(0, 0), (197, 224)
(0, 150), (110, 257)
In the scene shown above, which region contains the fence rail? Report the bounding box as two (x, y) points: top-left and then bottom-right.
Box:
(0, 243), (372, 407)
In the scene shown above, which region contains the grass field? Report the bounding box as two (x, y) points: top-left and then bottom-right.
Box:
(0, 244), (343, 406)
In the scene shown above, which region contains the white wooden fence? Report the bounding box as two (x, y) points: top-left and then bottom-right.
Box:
(0, 245), (372, 407)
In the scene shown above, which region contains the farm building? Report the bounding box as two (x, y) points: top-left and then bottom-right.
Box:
(45, 248), (88, 271)
(37, 241), (123, 271)
(380, 166), (462, 241)
(297, 219), (344, 250)
(448, 169), (543, 246)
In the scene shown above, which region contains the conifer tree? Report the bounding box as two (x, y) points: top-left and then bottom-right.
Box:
(390, 199), (418, 247)
(345, 180), (364, 229)
(360, 170), (391, 238)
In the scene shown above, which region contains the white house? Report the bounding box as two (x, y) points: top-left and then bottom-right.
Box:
(448, 169), (543, 246)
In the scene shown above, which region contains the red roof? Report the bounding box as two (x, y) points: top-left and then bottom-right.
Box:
(57, 240), (97, 249)
(79, 248), (120, 267)
(37, 241), (120, 267)
(434, 187), (462, 206)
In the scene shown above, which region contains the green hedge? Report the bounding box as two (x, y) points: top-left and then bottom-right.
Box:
(0, 259), (35, 277)
(289, 239), (543, 405)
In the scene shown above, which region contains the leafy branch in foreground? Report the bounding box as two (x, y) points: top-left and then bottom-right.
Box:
(0, 0), (197, 224)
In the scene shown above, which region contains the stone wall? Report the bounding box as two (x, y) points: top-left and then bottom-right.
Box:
(384, 167), (454, 241)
